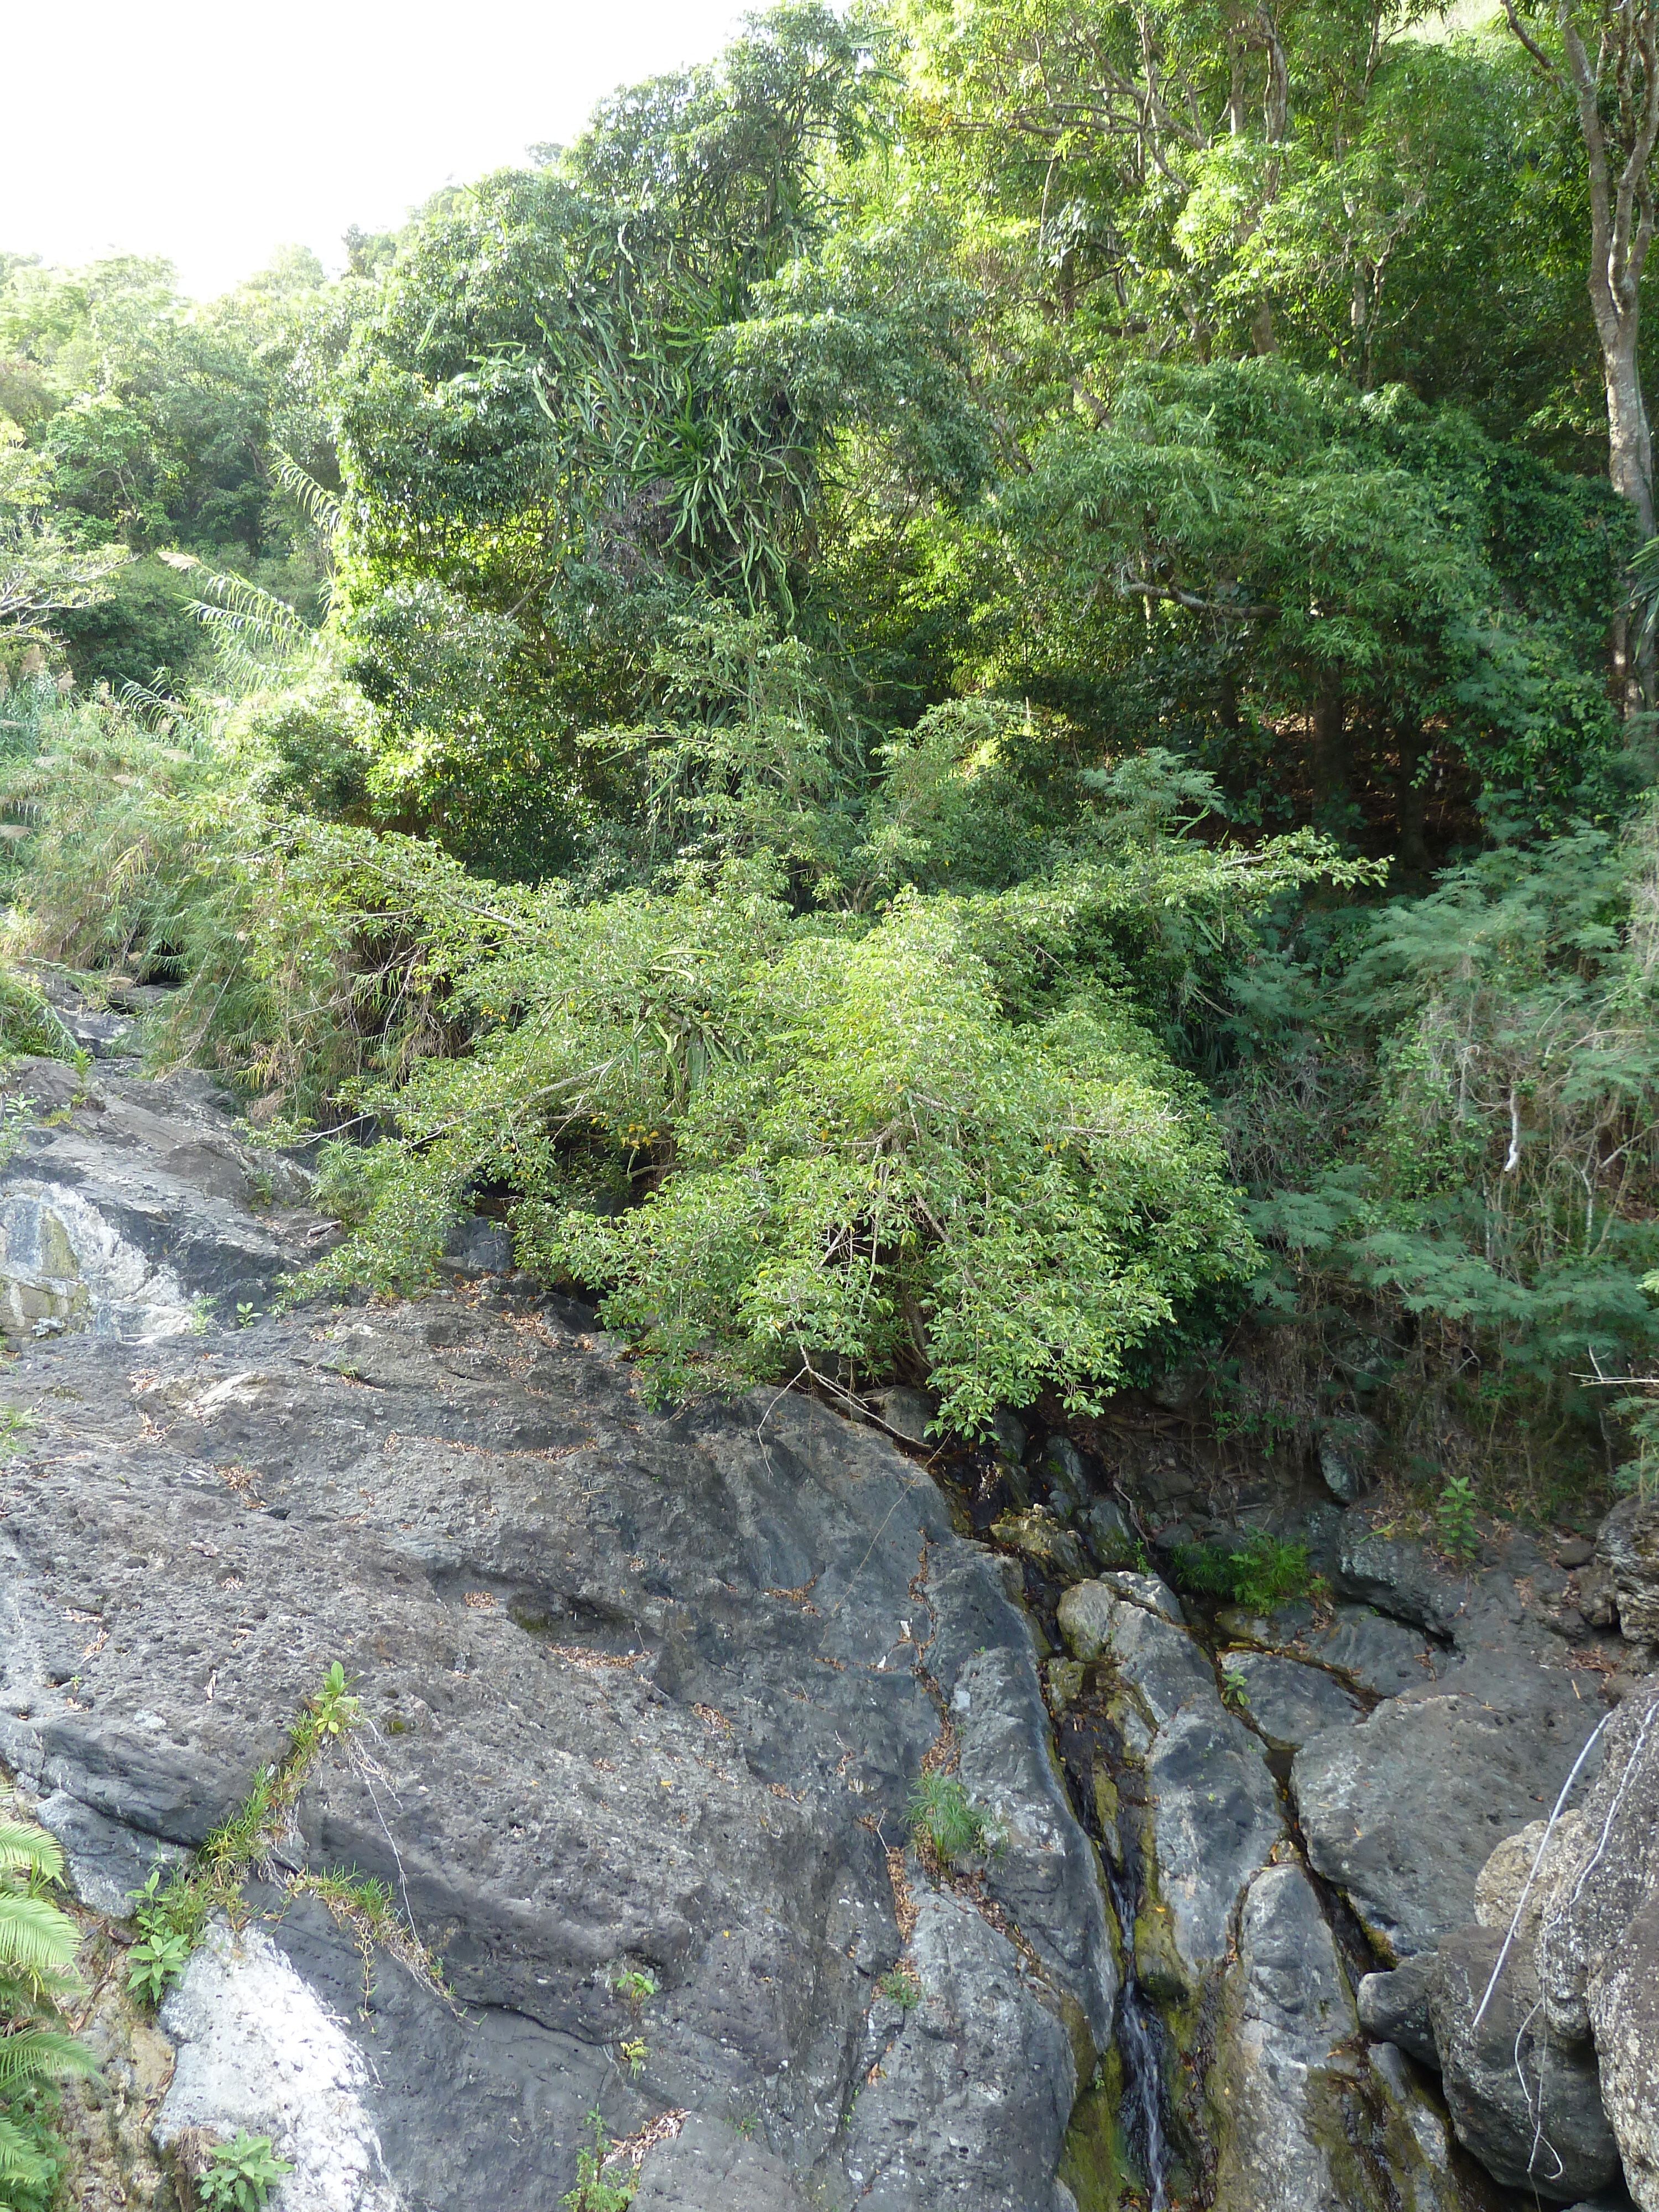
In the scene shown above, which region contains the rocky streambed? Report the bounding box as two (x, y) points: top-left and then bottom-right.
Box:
(0, 1041), (1655, 2211)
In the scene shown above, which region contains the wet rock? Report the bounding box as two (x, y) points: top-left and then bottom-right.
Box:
(1079, 1495), (1139, 1569)
(1429, 1925), (1620, 2203)
(990, 1408), (1027, 1466)
(1595, 1498), (1659, 1647)
(1210, 1863), (1358, 2211)
(1139, 1700), (1284, 1996)
(991, 1505), (1091, 1583)
(0, 1061), (317, 1340)
(1055, 1585), (1213, 1749)
(946, 1634), (1117, 2046)
(156, 1917), (401, 2210)
(1357, 1954), (1439, 2067)
(1293, 1691), (1602, 1960)
(1039, 1436), (1089, 1521)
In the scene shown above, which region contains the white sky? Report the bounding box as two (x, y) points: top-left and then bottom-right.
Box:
(7, 0), (753, 299)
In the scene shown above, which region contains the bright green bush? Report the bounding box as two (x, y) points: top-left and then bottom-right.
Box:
(296, 862), (1273, 1432)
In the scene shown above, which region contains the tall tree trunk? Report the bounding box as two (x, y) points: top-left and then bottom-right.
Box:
(1310, 666), (1345, 816)
(1505, 0), (1659, 709)
(1395, 723), (1432, 874)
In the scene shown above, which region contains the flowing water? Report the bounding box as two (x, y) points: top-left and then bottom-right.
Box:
(1100, 1839), (1172, 2211)
(1053, 1699), (1172, 2210)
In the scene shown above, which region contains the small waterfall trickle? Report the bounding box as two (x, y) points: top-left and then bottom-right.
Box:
(1099, 1844), (1171, 2212)
(1056, 1704), (1172, 2211)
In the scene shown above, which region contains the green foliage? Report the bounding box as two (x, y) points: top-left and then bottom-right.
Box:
(8, 0), (1659, 1525)
(302, 1662), (361, 1746)
(0, 1818), (95, 2212)
(1436, 1475), (1481, 1563)
(0, 969), (76, 1062)
(907, 1772), (997, 1865)
(1170, 1532), (1317, 1614)
(304, 867), (1263, 1434)
(876, 1965), (922, 2008)
(126, 1662), (364, 2007)
(561, 2108), (637, 2211)
(610, 1965), (658, 2011)
(196, 2131), (293, 2212)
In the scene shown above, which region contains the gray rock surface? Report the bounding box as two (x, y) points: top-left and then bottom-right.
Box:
(841, 1886), (1079, 2211)
(1211, 1863), (1364, 2211)
(155, 1917), (402, 2212)
(1294, 1690), (1601, 1961)
(1595, 1498), (1659, 1647)
(1226, 1650), (1364, 1749)
(1140, 1698), (1284, 1997)
(1357, 1953), (1439, 2067)
(633, 2113), (810, 2211)
(1539, 1681), (1659, 2211)
(0, 1273), (1107, 2208)
(0, 1061), (319, 1340)
(1430, 1925), (1620, 2202)
(1302, 1604), (1448, 1697)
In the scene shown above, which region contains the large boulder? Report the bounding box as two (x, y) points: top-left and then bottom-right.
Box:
(1428, 1925), (1620, 2202)
(0, 1291), (1109, 2210)
(1293, 1689), (1602, 1961)
(1539, 1679), (1659, 2211)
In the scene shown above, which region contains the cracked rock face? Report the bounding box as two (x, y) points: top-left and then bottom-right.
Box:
(0, 1291), (1109, 2209)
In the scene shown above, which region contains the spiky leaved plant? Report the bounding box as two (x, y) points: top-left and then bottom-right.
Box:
(0, 1818), (95, 2209)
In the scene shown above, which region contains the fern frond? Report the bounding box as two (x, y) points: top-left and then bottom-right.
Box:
(0, 1823), (62, 1886)
(0, 2113), (53, 2189)
(275, 456), (345, 544)
(0, 2027), (95, 2088)
(0, 1892), (80, 1978)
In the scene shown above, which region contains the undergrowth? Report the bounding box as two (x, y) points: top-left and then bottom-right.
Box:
(0, 1818), (95, 2212)
(123, 1661), (439, 2015)
(1168, 1531), (1321, 1615)
(907, 1773), (999, 1866)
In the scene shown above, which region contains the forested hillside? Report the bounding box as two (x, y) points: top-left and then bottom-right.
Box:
(4, 0), (1658, 1521)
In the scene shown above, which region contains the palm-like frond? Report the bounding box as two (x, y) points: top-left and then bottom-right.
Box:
(0, 1825), (62, 1887)
(0, 2112), (54, 2190)
(0, 2028), (95, 2089)
(0, 1892), (80, 1980)
(275, 457), (345, 546)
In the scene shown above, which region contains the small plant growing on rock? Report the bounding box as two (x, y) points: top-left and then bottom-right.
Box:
(611, 1964), (657, 2012)
(124, 1866), (200, 2005)
(907, 1773), (997, 1866)
(196, 2130), (293, 2211)
(1436, 1476), (1480, 1563)
(876, 1964), (921, 2009)
(618, 2035), (648, 2079)
(1221, 1665), (1251, 1709)
(561, 2109), (636, 2210)
(303, 1662), (361, 1746)
(1171, 1532), (1316, 1614)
